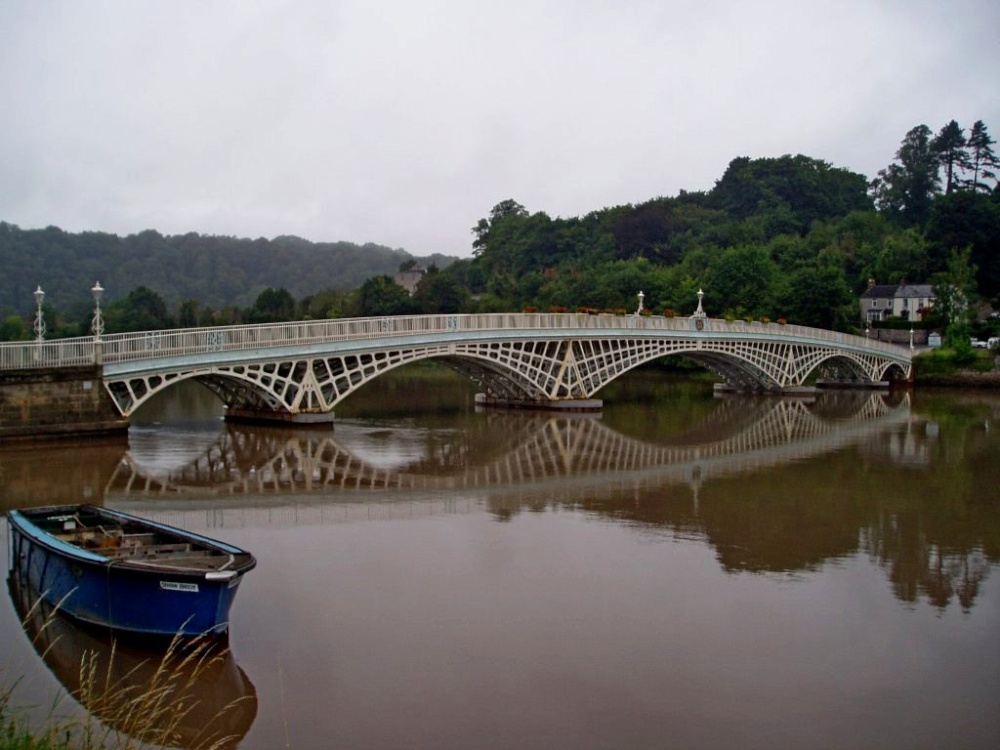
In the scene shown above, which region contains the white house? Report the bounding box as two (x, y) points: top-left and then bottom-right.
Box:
(859, 279), (935, 325)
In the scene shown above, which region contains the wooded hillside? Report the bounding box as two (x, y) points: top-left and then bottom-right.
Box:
(0, 225), (454, 316)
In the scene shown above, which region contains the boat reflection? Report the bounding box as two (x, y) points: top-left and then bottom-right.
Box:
(7, 575), (257, 750)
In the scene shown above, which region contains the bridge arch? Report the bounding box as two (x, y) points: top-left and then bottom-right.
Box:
(107, 338), (909, 421)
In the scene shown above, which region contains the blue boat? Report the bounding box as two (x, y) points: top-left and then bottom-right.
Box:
(6, 504), (255, 637)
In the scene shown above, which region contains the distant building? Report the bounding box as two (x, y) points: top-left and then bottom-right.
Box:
(860, 279), (935, 325)
(394, 266), (426, 295)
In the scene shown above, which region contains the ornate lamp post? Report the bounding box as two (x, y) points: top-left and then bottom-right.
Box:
(33, 285), (46, 343)
(636, 290), (645, 315)
(909, 326), (914, 351)
(692, 288), (706, 319)
(91, 282), (105, 340)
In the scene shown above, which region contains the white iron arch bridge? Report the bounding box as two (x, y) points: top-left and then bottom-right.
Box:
(1, 312), (913, 422)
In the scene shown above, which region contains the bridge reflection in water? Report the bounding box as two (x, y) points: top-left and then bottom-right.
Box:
(102, 389), (992, 614)
(2, 386), (989, 614)
(108, 390), (911, 509)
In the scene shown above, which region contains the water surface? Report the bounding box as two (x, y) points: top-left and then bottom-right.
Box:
(1, 369), (998, 749)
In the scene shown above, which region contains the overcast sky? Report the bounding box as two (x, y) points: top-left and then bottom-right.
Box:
(2, 0), (998, 259)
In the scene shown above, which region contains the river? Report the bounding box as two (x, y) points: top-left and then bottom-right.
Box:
(1, 365), (998, 749)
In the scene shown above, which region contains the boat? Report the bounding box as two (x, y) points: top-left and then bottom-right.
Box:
(6, 504), (256, 637)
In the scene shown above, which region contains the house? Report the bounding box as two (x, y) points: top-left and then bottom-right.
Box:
(394, 266), (426, 295)
(860, 279), (935, 325)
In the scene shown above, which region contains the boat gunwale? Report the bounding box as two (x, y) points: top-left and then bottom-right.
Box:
(7, 504), (256, 577)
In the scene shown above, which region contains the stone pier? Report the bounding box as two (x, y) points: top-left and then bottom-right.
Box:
(0, 366), (129, 441)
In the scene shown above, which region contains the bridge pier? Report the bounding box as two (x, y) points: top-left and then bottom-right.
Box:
(815, 379), (892, 390)
(0, 366), (129, 442)
(474, 393), (603, 413)
(223, 406), (336, 428)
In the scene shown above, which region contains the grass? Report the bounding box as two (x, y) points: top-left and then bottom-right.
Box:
(915, 346), (997, 376)
(1, 590), (251, 750)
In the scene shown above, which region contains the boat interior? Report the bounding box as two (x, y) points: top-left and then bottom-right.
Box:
(29, 507), (241, 571)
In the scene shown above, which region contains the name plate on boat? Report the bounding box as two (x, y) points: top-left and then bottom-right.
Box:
(160, 581), (200, 593)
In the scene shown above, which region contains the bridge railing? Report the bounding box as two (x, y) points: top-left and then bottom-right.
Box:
(0, 313), (909, 371)
(0, 338), (97, 370)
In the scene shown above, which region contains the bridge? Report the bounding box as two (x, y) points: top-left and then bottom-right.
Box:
(0, 309), (912, 428)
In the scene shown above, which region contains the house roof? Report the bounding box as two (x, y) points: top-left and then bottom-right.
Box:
(895, 284), (934, 298)
(860, 283), (935, 299)
(860, 284), (898, 299)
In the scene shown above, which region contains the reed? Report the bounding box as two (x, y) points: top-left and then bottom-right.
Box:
(3, 593), (250, 750)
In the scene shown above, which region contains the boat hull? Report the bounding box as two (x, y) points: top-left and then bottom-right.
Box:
(7, 505), (254, 637)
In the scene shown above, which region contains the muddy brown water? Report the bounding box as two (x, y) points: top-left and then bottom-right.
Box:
(1, 368), (998, 749)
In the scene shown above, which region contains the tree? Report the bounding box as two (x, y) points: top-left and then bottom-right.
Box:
(965, 120), (999, 194)
(932, 120), (970, 195)
(931, 247), (978, 348)
(413, 268), (470, 314)
(872, 229), (931, 287)
(709, 155), (871, 234)
(352, 276), (414, 317)
(177, 299), (202, 328)
(105, 286), (173, 332)
(247, 288), (296, 323)
(704, 244), (776, 316)
(471, 199), (529, 257)
(302, 288), (349, 320)
(871, 125), (940, 228)
(772, 263), (853, 330)
(0, 314), (30, 341)
(926, 192), (1000, 301)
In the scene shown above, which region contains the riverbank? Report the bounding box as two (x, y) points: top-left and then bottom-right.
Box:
(914, 370), (1000, 388)
(911, 348), (1000, 388)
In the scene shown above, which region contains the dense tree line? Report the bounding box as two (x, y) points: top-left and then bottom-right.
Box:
(0, 261), (473, 339)
(0, 225), (453, 319)
(441, 120), (998, 332)
(2, 120), (997, 342)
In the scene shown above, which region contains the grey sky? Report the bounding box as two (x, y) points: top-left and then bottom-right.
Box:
(2, 0), (998, 258)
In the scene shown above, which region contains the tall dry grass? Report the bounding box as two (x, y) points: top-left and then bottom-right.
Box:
(3, 589), (252, 750)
